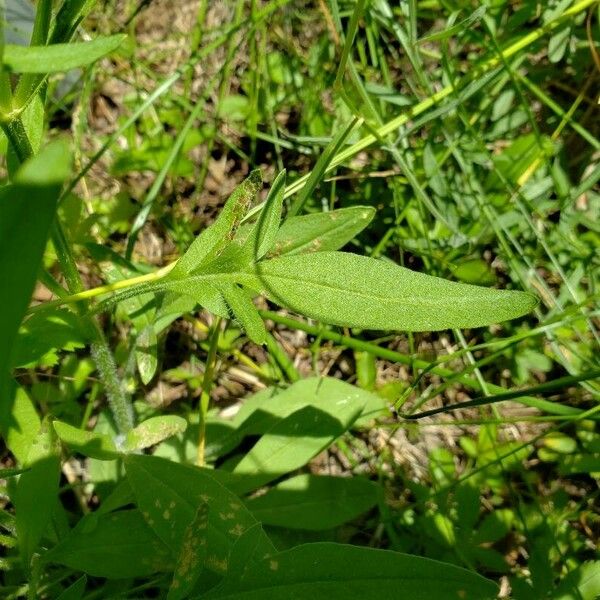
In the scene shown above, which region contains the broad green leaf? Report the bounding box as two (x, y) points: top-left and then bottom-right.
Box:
(246, 474), (379, 530)
(268, 206), (374, 257)
(124, 415), (187, 451)
(136, 325), (158, 384)
(124, 455), (275, 574)
(241, 252), (537, 331)
(0, 382), (41, 463)
(45, 509), (173, 578)
(171, 170), (262, 277)
(231, 403), (364, 495)
(218, 283), (266, 345)
(0, 141), (70, 403)
(53, 420), (120, 460)
(14, 418), (61, 564)
(204, 542), (498, 599)
(2, 34), (126, 73)
(167, 503), (209, 600)
(552, 561), (600, 600)
(231, 377), (382, 437)
(12, 308), (87, 368)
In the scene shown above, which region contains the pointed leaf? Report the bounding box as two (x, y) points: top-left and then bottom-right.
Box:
(241, 252), (537, 331)
(53, 420), (120, 460)
(45, 509), (173, 579)
(268, 206), (375, 257)
(246, 474), (379, 530)
(2, 35), (126, 73)
(136, 325), (158, 384)
(219, 283), (266, 344)
(171, 171), (262, 276)
(205, 542), (498, 599)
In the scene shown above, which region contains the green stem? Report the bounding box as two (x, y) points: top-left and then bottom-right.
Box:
(1, 118), (33, 162)
(197, 317), (222, 466)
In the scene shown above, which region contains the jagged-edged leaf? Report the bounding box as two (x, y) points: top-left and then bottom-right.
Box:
(219, 283), (266, 344)
(268, 206), (375, 257)
(124, 455), (275, 575)
(45, 509), (173, 578)
(171, 170), (262, 277)
(246, 474), (379, 530)
(204, 542), (498, 599)
(2, 35), (126, 73)
(240, 252), (537, 331)
(53, 420), (120, 460)
(124, 415), (187, 451)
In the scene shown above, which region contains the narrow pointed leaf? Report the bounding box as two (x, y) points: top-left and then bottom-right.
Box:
(205, 542), (498, 599)
(240, 252), (537, 331)
(268, 206), (375, 257)
(2, 35), (126, 73)
(219, 283), (266, 344)
(171, 170), (262, 276)
(53, 420), (120, 460)
(251, 169), (286, 259)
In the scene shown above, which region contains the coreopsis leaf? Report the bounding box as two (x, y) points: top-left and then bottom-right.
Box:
(170, 170), (262, 277)
(204, 542), (498, 599)
(124, 415), (187, 451)
(2, 34), (126, 73)
(136, 325), (158, 384)
(246, 474), (379, 530)
(15, 418), (61, 565)
(218, 283), (266, 344)
(53, 420), (120, 460)
(240, 252), (537, 331)
(45, 509), (173, 579)
(268, 206), (375, 256)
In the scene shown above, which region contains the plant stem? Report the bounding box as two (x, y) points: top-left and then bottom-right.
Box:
(0, 119), (33, 162)
(197, 317), (222, 467)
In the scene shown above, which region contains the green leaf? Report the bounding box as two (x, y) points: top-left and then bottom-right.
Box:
(124, 415), (187, 451)
(56, 575), (87, 600)
(241, 252), (537, 331)
(250, 169), (286, 259)
(0, 381), (41, 463)
(231, 403), (364, 495)
(0, 141), (70, 404)
(167, 503), (209, 600)
(268, 206), (375, 256)
(218, 283), (266, 345)
(136, 325), (158, 384)
(205, 542), (498, 599)
(124, 455), (275, 574)
(171, 170), (262, 277)
(246, 474), (379, 530)
(12, 308), (87, 368)
(2, 34), (126, 73)
(552, 561), (600, 600)
(53, 420), (120, 460)
(14, 418), (61, 565)
(45, 509), (173, 579)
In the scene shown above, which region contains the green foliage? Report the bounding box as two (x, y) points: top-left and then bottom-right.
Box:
(0, 0), (597, 597)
